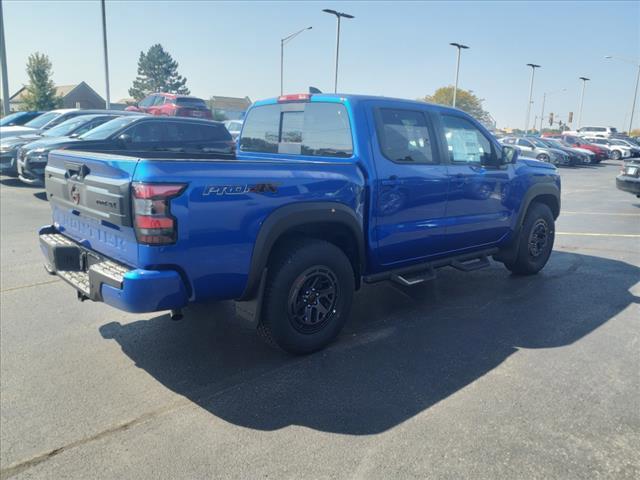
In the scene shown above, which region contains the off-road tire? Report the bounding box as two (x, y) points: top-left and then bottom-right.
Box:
(505, 203), (555, 275)
(258, 238), (355, 354)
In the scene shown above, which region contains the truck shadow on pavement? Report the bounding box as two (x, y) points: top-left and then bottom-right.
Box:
(99, 251), (639, 435)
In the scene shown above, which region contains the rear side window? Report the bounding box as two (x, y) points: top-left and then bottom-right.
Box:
(240, 102), (353, 157)
(176, 97), (208, 109)
(166, 122), (231, 142)
(375, 108), (436, 164)
(125, 122), (165, 143)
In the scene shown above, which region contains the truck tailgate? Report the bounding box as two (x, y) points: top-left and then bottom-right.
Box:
(45, 151), (140, 267)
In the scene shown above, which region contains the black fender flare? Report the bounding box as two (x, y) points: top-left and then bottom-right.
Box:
(494, 182), (560, 263)
(239, 202), (365, 300)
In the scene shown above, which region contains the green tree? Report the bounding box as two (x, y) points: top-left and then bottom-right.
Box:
(129, 44), (190, 100)
(421, 86), (491, 124)
(21, 52), (62, 110)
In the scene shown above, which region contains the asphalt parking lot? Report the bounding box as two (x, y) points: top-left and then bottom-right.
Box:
(1, 161), (639, 479)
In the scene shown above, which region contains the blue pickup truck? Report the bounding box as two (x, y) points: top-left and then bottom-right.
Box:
(39, 93), (560, 354)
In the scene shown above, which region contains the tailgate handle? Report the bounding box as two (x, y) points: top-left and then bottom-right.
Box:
(65, 162), (90, 180)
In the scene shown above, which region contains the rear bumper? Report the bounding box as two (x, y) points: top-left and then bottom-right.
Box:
(616, 175), (640, 195)
(39, 226), (189, 313)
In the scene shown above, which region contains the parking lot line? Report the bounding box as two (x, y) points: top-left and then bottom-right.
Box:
(556, 232), (640, 238)
(0, 279), (59, 293)
(562, 211), (640, 217)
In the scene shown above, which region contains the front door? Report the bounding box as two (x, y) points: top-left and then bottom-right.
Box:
(438, 113), (515, 251)
(369, 105), (450, 266)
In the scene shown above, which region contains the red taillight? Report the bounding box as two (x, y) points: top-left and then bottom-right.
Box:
(278, 93), (311, 103)
(132, 182), (186, 245)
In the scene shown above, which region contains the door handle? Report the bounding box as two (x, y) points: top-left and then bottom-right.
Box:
(381, 175), (398, 186)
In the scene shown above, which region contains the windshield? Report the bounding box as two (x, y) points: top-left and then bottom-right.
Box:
(544, 139), (562, 148)
(43, 116), (96, 137)
(175, 97), (208, 108)
(23, 111), (60, 129)
(610, 140), (626, 146)
(79, 116), (140, 140)
(1, 112), (31, 126)
(529, 138), (549, 148)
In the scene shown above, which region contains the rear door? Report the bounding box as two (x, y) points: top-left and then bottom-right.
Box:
(437, 113), (516, 251)
(367, 103), (449, 265)
(45, 151), (140, 267)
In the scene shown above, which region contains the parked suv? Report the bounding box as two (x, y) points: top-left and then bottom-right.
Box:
(17, 116), (233, 185)
(577, 126), (618, 138)
(126, 93), (213, 119)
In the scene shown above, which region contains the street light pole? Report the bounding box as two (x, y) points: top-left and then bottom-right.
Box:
(539, 88), (566, 132)
(280, 26), (312, 96)
(524, 63), (541, 135)
(322, 9), (354, 93)
(577, 76), (590, 129)
(100, 0), (110, 109)
(605, 56), (640, 134)
(450, 42), (469, 108)
(0, 0), (10, 115)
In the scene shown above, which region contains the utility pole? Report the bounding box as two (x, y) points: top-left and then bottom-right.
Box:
(577, 76), (590, 129)
(450, 43), (469, 108)
(0, 0), (10, 115)
(524, 63), (541, 135)
(280, 26), (312, 96)
(605, 56), (640, 134)
(323, 9), (354, 93)
(100, 0), (111, 109)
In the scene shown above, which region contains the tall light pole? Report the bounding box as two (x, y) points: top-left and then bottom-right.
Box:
(280, 26), (312, 96)
(577, 76), (590, 129)
(605, 55), (640, 134)
(0, 0), (10, 115)
(539, 88), (566, 132)
(322, 9), (354, 93)
(450, 42), (469, 108)
(100, 0), (111, 109)
(524, 63), (541, 135)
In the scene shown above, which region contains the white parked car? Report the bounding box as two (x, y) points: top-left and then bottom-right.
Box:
(223, 120), (243, 140)
(584, 137), (631, 160)
(577, 126), (619, 138)
(0, 109), (77, 140)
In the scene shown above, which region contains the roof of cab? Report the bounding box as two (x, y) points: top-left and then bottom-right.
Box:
(253, 93), (463, 115)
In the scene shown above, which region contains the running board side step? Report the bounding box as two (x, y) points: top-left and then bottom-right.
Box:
(364, 248), (498, 287)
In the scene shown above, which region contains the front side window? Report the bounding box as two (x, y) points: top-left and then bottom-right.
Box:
(442, 115), (493, 164)
(240, 102), (353, 157)
(375, 108), (436, 164)
(152, 95), (166, 106)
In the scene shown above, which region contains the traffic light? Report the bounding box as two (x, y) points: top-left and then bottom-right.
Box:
(549, 112), (554, 125)
(568, 112), (573, 123)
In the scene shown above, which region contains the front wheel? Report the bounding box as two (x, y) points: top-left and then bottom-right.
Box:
(537, 153), (551, 163)
(504, 203), (555, 275)
(258, 238), (355, 354)
(611, 150), (622, 160)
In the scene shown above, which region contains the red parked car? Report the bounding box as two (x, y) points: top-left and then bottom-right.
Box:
(561, 134), (609, 162)
(126, 93), (213, 119)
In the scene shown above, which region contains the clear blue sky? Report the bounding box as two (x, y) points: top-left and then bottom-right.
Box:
(3, 1), (639, 129)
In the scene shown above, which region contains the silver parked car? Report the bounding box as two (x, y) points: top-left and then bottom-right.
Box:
(500, 136), (571, 166)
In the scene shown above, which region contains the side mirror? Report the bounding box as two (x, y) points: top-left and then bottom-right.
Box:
(118, 133), (131, 145)
(501, 145), (519, 164)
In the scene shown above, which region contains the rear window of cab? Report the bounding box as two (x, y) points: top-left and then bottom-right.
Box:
(239, 102), (353, 158)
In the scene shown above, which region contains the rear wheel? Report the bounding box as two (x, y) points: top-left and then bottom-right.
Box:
(504, 203), (555, 275)
(258, 238), (355, 354)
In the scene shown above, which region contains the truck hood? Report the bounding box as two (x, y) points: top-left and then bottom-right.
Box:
(517, 157), (557, 170)
(20, 136), (81, 152)
(0, 126), (38, 139)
